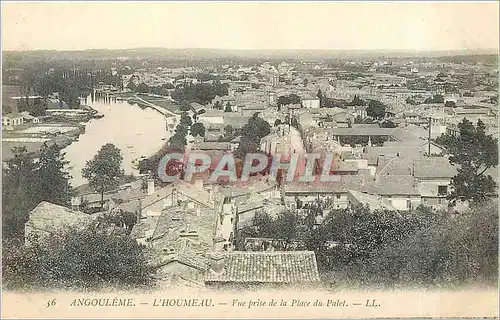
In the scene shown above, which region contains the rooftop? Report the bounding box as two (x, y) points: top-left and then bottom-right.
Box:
(205, 251), (320, 284)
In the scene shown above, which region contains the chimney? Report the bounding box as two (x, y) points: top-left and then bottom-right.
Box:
(147, 178), (155, 196)
(209, 252), (226, 274)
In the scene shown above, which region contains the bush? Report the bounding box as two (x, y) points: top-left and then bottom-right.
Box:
(2, 223), (154, 290)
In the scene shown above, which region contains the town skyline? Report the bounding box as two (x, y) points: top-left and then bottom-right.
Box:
(2, 1), (499, 52)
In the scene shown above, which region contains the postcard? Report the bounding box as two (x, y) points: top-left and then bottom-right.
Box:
(1, 1), (498, 319)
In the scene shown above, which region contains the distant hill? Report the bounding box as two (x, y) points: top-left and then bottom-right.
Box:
(2, 47), (498, 62)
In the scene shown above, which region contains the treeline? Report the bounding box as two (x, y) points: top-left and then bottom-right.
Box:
(138, 111), (194, 179)
(11, 66), (122, 109)
(127, 81), (175, 96)
(237, 202), (498, 288)
(171, 80), (229, 105)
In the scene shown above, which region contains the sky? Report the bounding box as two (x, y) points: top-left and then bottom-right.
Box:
(1, 1), (499, 52)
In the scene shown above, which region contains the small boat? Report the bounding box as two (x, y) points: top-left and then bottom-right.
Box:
(161, 137), (166, 141)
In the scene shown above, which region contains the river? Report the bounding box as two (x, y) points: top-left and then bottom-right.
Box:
(64, 94), (174, 187)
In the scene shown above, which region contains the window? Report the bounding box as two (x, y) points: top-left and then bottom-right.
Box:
(406, 200), (412, 209)
(438, 185), (448, 196)
(336, 194), (341, 199)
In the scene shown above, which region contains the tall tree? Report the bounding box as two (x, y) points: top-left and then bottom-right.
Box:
(235, 113), (271, 159)
(190, 122), (206, 137)
(437, 119), (498, 205)
(82, 144), (124, 211)
(2, 147), (38, 240)
(366, 100), (386, 119)
(36, 143), (74, 206)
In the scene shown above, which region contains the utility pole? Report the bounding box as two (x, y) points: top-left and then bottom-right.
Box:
(428, 117), (432, 157)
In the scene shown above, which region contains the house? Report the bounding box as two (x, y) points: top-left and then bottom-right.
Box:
(301, 97), (320, 109)
(132, 204), (215, 285)
(190, 102), (206, 114)
(193, 142), (231, 152)
(260, 126), (299, 155)
(204, 251), (321, 288)
(198, 110), (225, 125)
(229, 136), (241, 151)
(346, 105), (368, 118)
(2, 113), (25, 127)
(19, 111), (40, 124)
(24, 201), (99, 243)
(309, 107), (355, 126)
(342, 175), (421, 211)
(283, 182), (349, 210)
(137, 180), (215, 226)
(413, 158), (458, 209)
(347, 189), (397, 211)
(449, 107), (492, 118)
(234, 195), (283, 230)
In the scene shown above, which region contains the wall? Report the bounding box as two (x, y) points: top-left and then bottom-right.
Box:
(284, 193), (349, 209)
(385, 195), (421, 210)
(302, 99), (320, 109)
(199, 115), (224, 124)
(417, 178), (451, 197)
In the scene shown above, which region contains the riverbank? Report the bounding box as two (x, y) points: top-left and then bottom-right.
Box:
(63, 95), (170, 186)
(127, 94), (180, 117)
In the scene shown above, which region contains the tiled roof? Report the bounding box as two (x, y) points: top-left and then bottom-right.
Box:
(413, 158), (458, 179)
(369, 175), (419, 195)
(26, 201), (98, 235)
(205, 251), (320, 284)
(347, 190), (396, 210)
(194, 142), (231, 151)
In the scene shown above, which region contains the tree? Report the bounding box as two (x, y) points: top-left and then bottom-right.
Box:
(179, 103), (191, 112)
(277, 94), (301, 107)
(168, 132), (187, 150)
(35, 143), (74, 206)
(347, 95), (365, 106)
(380, 120), (397, 128)
(424, 94), (445, 104)
(224, 102), (232, 112)
(127, 80), (137, 92)
(214, 101), (222, 110)
(437, 119), (498, 205)
(98, 210), (137, 232)
(2, 145), (74, 240)
(82, 144), (125, 211)
(445, 101), (456, 108)
(236, 113), (271, 159)
(366, 100), (386, 119)
(303, 79), (309, 86)
(274, 119), (282, 127)
(179, 112), (193, 127)
(317, 89), (324, 107)
(137, 83), (149, 94)
(2, 147), (39, 240)
(190, 122), (206, 137)
(2, 222), (153, 290)
(274, 210), (301, 250)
